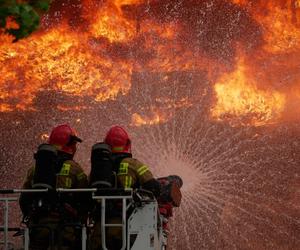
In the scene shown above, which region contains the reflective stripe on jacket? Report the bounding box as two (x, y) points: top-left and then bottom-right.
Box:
(22, 160), (88, 189)
(117, 157), (154, 189)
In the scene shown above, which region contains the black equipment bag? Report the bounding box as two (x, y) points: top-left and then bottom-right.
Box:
(90, 142), (116, 188)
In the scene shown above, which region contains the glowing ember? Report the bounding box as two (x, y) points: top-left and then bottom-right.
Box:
(40, 133), (49, 140)
(57, 105), (89, 111)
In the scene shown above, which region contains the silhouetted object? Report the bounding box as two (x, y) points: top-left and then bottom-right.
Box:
(90, 142), (116, 188)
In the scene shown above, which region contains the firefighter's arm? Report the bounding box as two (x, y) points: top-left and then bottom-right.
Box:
(117, 161), (137, 189)
(134, 162), (161, 198)
(75, 168), (88, 188)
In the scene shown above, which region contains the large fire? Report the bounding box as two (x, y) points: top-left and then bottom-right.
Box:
(211, 56), (286, 126)
(89, 0), (139, 43)
(1, 2), (300, 249)
(0, 0), (300, 126)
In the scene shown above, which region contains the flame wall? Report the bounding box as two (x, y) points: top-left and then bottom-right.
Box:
(1, 0), (300, 125)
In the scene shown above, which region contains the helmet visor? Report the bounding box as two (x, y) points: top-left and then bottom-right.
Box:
(67, 135), (82, 146)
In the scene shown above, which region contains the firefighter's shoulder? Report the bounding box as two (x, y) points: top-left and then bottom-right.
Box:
(63, 160), (85, 175)
(121, 157), (146, 170)
(121, 158), (151, 177)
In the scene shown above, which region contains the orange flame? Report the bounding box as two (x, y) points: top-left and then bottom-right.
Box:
(257, 2), (300, 53)
(5, 17), (20, 30)
(57, 105), (89, 111)
(131, 111), (169, 126)
(211, 56), (286, 126)
(0, 23), (132, 111)
(89, 1), (139, 43)
(0, 0), (300, 127)
(131, 97), (193, 126)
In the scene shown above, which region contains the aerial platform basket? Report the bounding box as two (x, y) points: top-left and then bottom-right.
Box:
(0, 188), (166, 250)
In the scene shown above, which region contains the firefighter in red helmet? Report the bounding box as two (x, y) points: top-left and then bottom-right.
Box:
(19, 124), (88, 250)
(48, 124), (82, 155)
(89, 126), (161, 250)
(105, 125), (160, 196)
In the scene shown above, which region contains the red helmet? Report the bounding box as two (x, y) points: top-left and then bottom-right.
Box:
(104, 126), (131, 153)
(48, 124), (82, 155)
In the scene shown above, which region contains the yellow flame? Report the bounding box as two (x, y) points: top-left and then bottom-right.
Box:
(0, 24), (132, 111)
(0, 0), (212, 112)
(89, 1), (138, 43)
(211, 57), (286, 126)
(0, 0), (298, 129)
(0, 104), (14, 112)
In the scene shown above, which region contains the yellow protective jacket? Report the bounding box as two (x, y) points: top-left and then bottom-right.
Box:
(22, 160), (87, 190)
(117, 157), (154, 189)
(89, 157), (158, 250)
(20, 160), (88, 218)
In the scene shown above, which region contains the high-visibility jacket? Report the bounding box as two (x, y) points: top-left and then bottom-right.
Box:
(117, 157), (154, 189)
(89, 156), (160, 250)
(20, 160), (88, 217)
(22, 160), (87, 190)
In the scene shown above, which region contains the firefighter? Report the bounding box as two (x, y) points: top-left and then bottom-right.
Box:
(105, 125), (160, 196)
(89, 125), (161, 250)
(19, 124), (88, 250)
